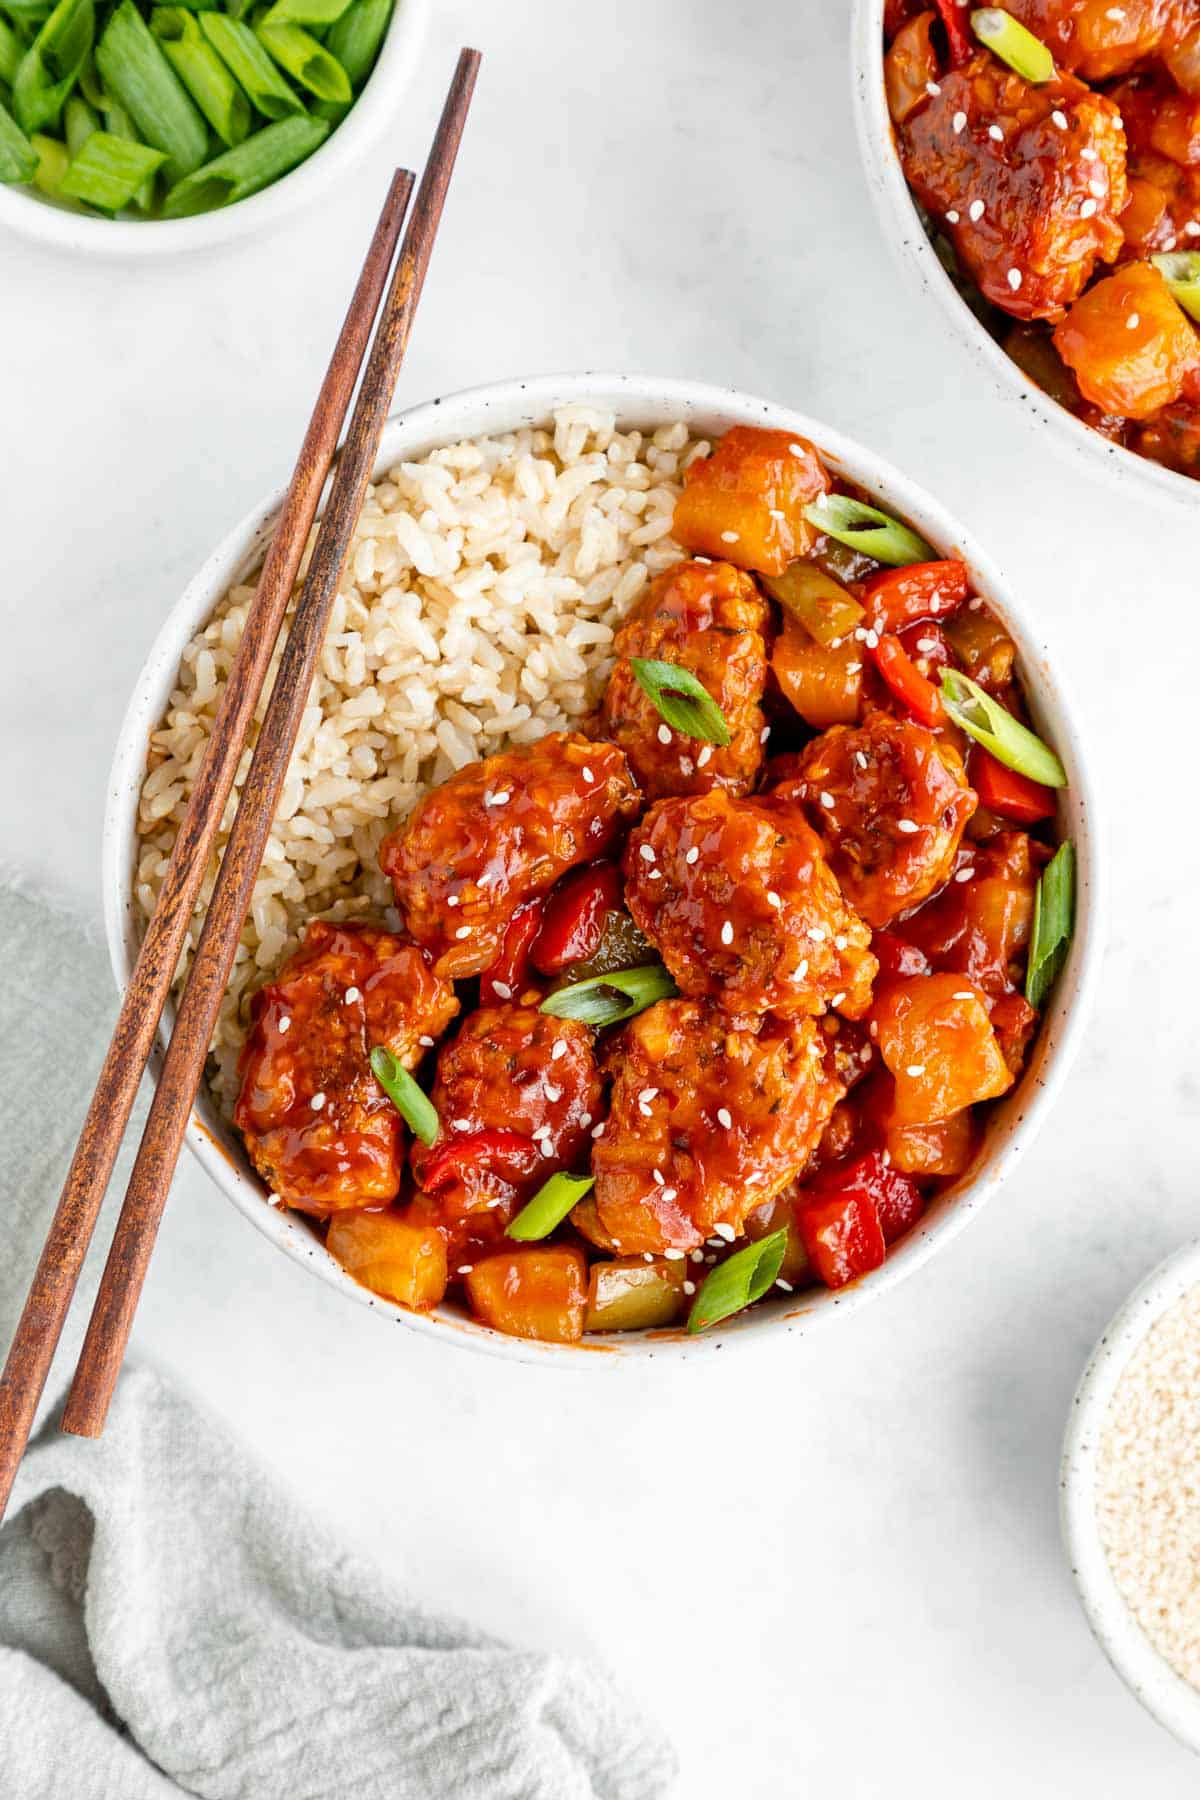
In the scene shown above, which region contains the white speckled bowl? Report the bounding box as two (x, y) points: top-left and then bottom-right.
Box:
(851, 0), (1196, 508)
(1062, 1238), (1200, 1754)
(103, 372), (1105, 1363)
(0, 0), (426, 258)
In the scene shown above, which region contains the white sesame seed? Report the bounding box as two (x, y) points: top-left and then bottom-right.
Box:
(582, 765), (594, 783)
(946, 209), (961, 225)
(661, 1187), (677, 1203)
(953, 991), (974, 1001)
(1080, 197), (1097, 218)
(1007, 268), (1022, 291)
(767, 890), (782, 910)
(955, 867), (974, 883)
(776, 1278), (794, 1293)
(697, 745), (713, 767)
(1089, 178), (1106, 199)
(648, 868), (662, 880)
(881, 1150), (891, 1168)
(717, 1107), (733, 1129)
(769, 507), (785, 521)
(657, 724), (673, 745)
(720, 920), (734, 946)
(683, 1280), (696, 1295)
(550, 1040), (567, 1061)
(896, 818), (919, 834)
(905, 1064), (926, 1078)
(820, 790), (835, 810)
(544, 1084), (563, 1102)
(452, 1116), (471, 1131)
(418, 1034), (434, 1047)
(311, 1091), (326, 1111)
(685, 846), (700, 865)
(447, 894), (459, 907)
(1186, 221), (1200, 237)
(639, 843), (656, 863)
(591, 1121), (606, 1138)
(652, 1167), (665, 1185)
(691, 1249), (705, 1264)
(643, 1252), (654, 1263)
(916, 636), (938, 653)
(344, 986), (361, 1004)
(1105, 6), (1125, 18)
(278, 1016), (291, 1034)
(455, 925), (471, 939)
(457, 1265), (474, 1275)
(855, 750), (869, 769)
(639, 1087), (658, 1104)
(665, 1247), (685, 1260)
(969, 198), (985, 222)
(808, 926), (826, 942)
(1051, 109), (1068, 129)
(952, 111), (966, 135)
(788, 443), (805, 458)
(835, 933), (847, 950)
(485, 789), (510, 806)
(832, 992), (846, 1007)
(715, 1223), (736, 1243)
(1126, 312), (1140, 329)
(846, 661), (862, 675)
(720, 530), (740, 544)
(797, 959), (809, 978)
(760, 725), (771, 744)
(864, 629), (880, 650)
(988, 125), (1004, 142)
(580, 1113), (592, 1129)
(925, 79), (941, 96)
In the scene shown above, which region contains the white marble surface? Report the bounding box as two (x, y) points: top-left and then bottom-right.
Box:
(3, 0), (1198, 1792)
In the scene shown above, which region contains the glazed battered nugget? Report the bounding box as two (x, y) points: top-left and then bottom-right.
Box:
(1003, 0), (1199, 81)
(898, 53), (1126, 321)
(234, 922), (459, 1216)
(380, 732), (640, 978)
(623, 789), (877, 1019)
(780, 711), (976, 929)
(600, 559), (770, 801)
(411, 1005), (601, 1217)
(588, 1000), (844, 1255)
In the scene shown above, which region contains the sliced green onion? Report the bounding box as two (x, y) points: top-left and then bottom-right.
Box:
(687, 1229), (788, 1334)
(0, 92), (37, 180)
(13, 0), (94, 135)
(507, 1172), (595, 1243)
(539, 963), (677, 1028)
(629, 657), (732, 746)
(99, 92), (154, 209)
(254, 18), (349, 102)
(370, 1045), (439, 1147)
(940, 669), (1066, 788)
(1150, 251), (1200, 325)
(199, 11), (302, 117)
(96, 0), (207, 182)
(151, 6), (249, 145)
(78, 51), (105, 106)
(1025, 841), (1075, 1010)
(262, 0), (353, 25)
(802, 494), (934, 567)
(64, 89), (98, 153)
(325, 0), (390, 87)
(60, 126), (163, 205)
(0, 16), (24, 86)
(161, 111), (326, 212)
(972, 8), (1055, 83)
(30, 124), (68, 189)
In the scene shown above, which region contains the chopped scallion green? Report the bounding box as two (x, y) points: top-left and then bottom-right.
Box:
(0, 92), (38, 181)
(940, 669), (1066, 788)
(30, 125), (69, 190)
(507, 1172), (595, 1242)
(60, 124), (162, 205)
(629, 657), (732, 746)
(539, 963), (677, 1028)
(151, 6), (249, 145)
(13, 0), (95, 136)
(370, 1046), (439, 1147)
(802, 494), (934, 567)
(0, 16), (24, 87)
(262, 0), (353, 25)
(325, 0), (389, 87)
(687, 1229), (788, 1333)
(1150, 251), (1200, 325)
(254, 17), (349, 103)
(1025, 840), (1075, 1010)
(96, 0), (206, 182)
(971, 8), (1055, 83)
(198, 10), (302, 118)
(64, 89), (98, 153)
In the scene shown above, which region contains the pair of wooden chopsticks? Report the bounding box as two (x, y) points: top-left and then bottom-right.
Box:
(0, 47), (481, 1521)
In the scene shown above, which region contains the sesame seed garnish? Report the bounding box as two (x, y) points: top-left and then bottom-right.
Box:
(452, 1116), (471, 1130)
(905, 1064), (926, 1078)
(1089, 178), (1106, 198)
(639, 843), (656, 862)
(455, 925), (471, 939)
(925, 79), (941, 97)
(769, 507), (785, 521)
(855, 751), (869, 769)
(720, 530), (740, 544)
(278, 1016), (292, 1034)
(665, 1247), (685, 1260)
(820, 790), (835, 810)
(492, 980), (513, 1000)
(657, 724), (672, 745)
(717, 1107), (733, 1129)
(955, 867), (974, 883)
(881, 1150), (891, 1168)
(580, 1113), (592, 1129)
(988, 124), (1003, 142)
(808, 925), (826, 942)
(582, 765), (594, 783)
(1186, 221), (1200, 237)
(1126, 312), (1140, 329)
(685, 846), (700, 864)
(1080, 197), (1097, 218)
(544, 1083), (562, 1102)
(697, 745), (712, 767)
(896, 818), (919, 834)
(916, 636), (937, 652)
(643, 1252), (655, 1263)
(457, 1264), (474, 1275)
(344, 987), (361, 1004)
(418, 1034), (434, 1047)
(311, 1091), (326, 1111)
(969, 199), (985, 222)
(864, 629), (879, 650)
(953, 991), (974, 1001)
(846, 661), (862, 675)
(720, 920), (734, 946)
(485, 789), (510, 806)
(767, 890), (782, 910)
(690, 1249), (705, 1264)
(952, 111), (966, 135)
(832, 992), (846, 1007)
(834, 934), (847, 950)
(661, 1187), (677, 1203)
(683, 1280), (696, 1295)
(797, 958), (809, 978)
(639, 1087), (659, 1104)
(652, 1167), (664, 1185)
(760, 725), (771, 743)
(776, 1278), (794, 1293)
(1051, 109), (1068, 129)
(788, 443), (805, 457)
(946, 209), (960, 225)
(447, 894), (459, 907)
(1007, 268), (1022, 291)
(551, 1039), (566, 1060)
(591, 1121), (606, 1138)
(715, 1223), (736, 1243)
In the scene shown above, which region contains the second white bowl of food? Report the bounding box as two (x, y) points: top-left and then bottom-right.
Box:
(104, 372), (1103, 1362)
(1062, 1239), (1200, 1754)
(851, 0), (1199, 505)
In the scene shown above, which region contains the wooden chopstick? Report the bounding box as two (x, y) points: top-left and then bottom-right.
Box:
(0, 170), (415, 1520)
(60, 47), (482, 1443)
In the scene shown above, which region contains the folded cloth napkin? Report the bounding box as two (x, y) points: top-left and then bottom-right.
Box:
(0, 882), (677, 1800)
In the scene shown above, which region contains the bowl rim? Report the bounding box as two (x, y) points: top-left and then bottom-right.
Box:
(103, 369), (1107, 1363)
(1061, 1237), (1200, 1755)
(850, 0), (1196, 510)
(0, 0), (428, 258)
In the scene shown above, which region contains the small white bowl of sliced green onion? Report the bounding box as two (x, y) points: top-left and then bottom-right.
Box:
(0, 0), (425, 251)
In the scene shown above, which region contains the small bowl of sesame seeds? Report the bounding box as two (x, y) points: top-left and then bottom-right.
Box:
(1062, 1238), (1200, 1753)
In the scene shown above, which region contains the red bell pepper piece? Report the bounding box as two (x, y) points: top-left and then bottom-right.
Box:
(871, 634), (944, 728)
(479, 899), (545, 1004)
(860, 559), (970, 633)
(971, 748), (1057, 824)
(796, 1191), (887, 1290)
(530, 862), (622, 976)
(871, 931), (931, 980)
(418, 1130), (542, 1195)
(933, 0), (972, 67)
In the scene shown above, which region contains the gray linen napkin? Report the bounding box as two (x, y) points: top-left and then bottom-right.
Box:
(0, 882), (677, 1800)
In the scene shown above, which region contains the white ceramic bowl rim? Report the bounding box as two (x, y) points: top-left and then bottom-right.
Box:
(851, 0), (1196, 509)
(103, 371), (1106, 1364)
(1061, 1238), (1200, 1755)
(0, 0), (427, 257)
